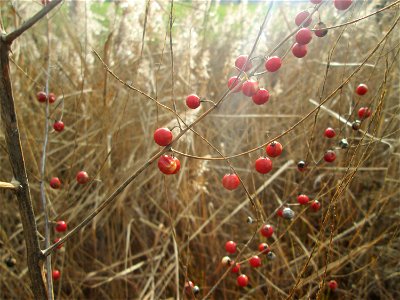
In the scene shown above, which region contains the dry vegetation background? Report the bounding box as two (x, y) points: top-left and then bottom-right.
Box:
(0, 0), (399, 299)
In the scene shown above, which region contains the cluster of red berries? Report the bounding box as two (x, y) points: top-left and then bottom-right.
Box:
(153, 128), (181, 175)
(49, 171), (90, 190)
(36, 91), (65, 132)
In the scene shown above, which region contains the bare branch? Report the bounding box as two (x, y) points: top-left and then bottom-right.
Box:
(3, 0), (62, 44)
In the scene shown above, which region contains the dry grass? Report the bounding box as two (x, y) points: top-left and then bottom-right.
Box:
(0, 0), (399, 299)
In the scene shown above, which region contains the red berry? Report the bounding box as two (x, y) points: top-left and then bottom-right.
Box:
(356, 83), (368, 95)
(334, 0), (352, 10)
(154, 128), (173, 146)
(310, 200), (321, 212)
(54, 238), (63, 250)
(328, 280), (338, 291)
(258, 243), (270, 254)
(222, 173), (240, 190)
(184, 281), (194, 294)
(76, 171), (89, 184)
(324, 150), (336, 163)
(235, 55), (252, 72)
(260, 224), (274, 238)
(277, 208), (284, 217)
(266, 141), (283, 158)
(296, 28), (312, 45)
(50, 177), (61, 189)
(237, 274), (249, 287)
(310, 0), (322, 3)
(324, 127), (336, 138)
(48, 93), (56, 104)
(53, 121), (64, 132)
(314, 22), (328, 37)
(158, 155), (180, 175)
(242, 79), (259, 97)
(55, 221), (67, 232)
(225, 241), (237, 254)
(185, 94), (201, 109)
(52, 270), (61, 281)
(265, 56), (282, 72)
(292, 43), (308, 58)
(231, 262), (240, 273)
(249, 255), (261, 268)
(252, 88), (270, 105)
(228, 76), (242, 93)
(295, 11), (312, 27)
(358, 107), (372, 119)
(297, 194), (310, 205)
(255, 157), (272, 174)
(36, 91), (47, 103)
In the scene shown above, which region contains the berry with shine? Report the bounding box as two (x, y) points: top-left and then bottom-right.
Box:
(352, 120), (361, 131)
(52, 270), (61, 281)
(158, 155), (180, 175)
(282, 207), (295, 220)
(324, 150), (336, 163)
(48, 93), (56, 104)
(310, 200), (321, 212)
(255, 157), (272, 174)
(185, 94), (201, 109)
(231, 262), (240, 273)
(225, 241), (237, 254)
(339, 138), (349, 149)
(153, 128), (173, 146)
(55, 221), (67, 232)
(237, 274), (249, 287)
(76, 171), (89, 184)
(296, 28), (312, 45)
(235, 55), (252, 72)
(242, 79), (259, 97)
(50, 177), (61, 189)
(36, 91), (47, 103)
(53, 121), (64, 132)
(193, 286), (200, 295)
(292, 43), (307, 58)
(356, 83), (368, 95)
(328, 280), (338, 291)
(260, 224), (274, 238)
(297, 194), (310, 205)
(249, 255), (261, 268)
(184, 281), (194, 294)
(258, 242), (270, 254)
(265, 56), (282, 72)
(222, 173), (240, 190)
(358, 107), (372, 119)
(295, 11), (312, 27)
(324, 127), (336, 138)
(221, 256), (232, 266)
(266, 141), (283, 158)
(252, 88), (270, 105)
(334, 0), (352, 10)
(297, 160), (307, 172)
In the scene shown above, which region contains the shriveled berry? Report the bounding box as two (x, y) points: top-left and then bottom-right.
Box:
(265, 56), (282, 72)
(221, 256), (232, 266)
(53, 121), (64, 132)
(193, 286), (200, 295)
(50, 177), (61, 189)
(292, 43), (308, 58)
(158, 155), (180, 175)
(328, 280), (338, 291)
(258, 243), (270, 254)
(252, 88), (270, 105)
(314, 22), (328, 37)
(266, 251), (276, 260)
(324, 150), (336, 163)
(297, 194), (310, 205)
(334, 0), (352, 10)
(352, 120), (361, 131)
(225, 241), (237, 254)
(235, 55), (252, 72)
(5, 257), (16, 268)
(55, 221), (67, 232)
(324, 127), (336, 138)
(266, 141), (283, 158)
(282, 207), (295, 220)
(76, 171), (89, 184)
(339, 138), (349, 149)
(52, 270), (61, 281)
(222, 174), (240, 190)
(260, 224), (274, 238)
(297, 160), (307, 172)
(186, 94), (201, 109)
(242, 79), (259, 97)
(154, 128), (173, 146)
(255, 157), (272, 174)
(310, 200), (321, 212)
(228, 76), (242, 93)
(358, 107), (372, 119)
(295, 11), (312, 27)
(356, 83), (368, 95)
(249, 255), (261, 268)
(247, 216), (254, 224)
(237, 274), (249, 287)
(296, 28), (312, 45)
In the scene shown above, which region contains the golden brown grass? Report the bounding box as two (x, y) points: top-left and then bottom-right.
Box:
(0, 1), (399, 299)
